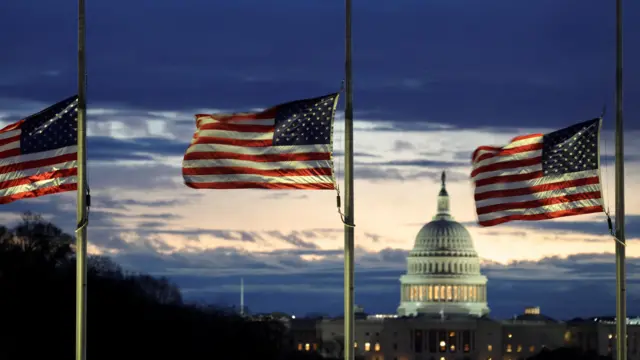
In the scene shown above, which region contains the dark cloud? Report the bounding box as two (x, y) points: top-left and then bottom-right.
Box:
(336, 166), (468, 183)
(88, 136), (187, 162)
(265, 231), (319, 250)
(361, 159), (465, 168)
(1, 0), (638, 130)
(392, 140), (415, 151)
(88, 163), (181, 190)
(506, 215), (640, 240)
(95, 197), (192, 210)
(332, 151), (379, 158)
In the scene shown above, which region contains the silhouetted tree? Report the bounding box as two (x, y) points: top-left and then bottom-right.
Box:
(0, 212), (294, 360)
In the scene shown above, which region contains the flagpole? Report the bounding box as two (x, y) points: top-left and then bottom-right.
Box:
(614, 0), (626, 358)
(343, 0), (355, 359)
(75, 0), (89, 359)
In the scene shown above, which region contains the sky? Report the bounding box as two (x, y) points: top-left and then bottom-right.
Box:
(1, 0), (639, 320)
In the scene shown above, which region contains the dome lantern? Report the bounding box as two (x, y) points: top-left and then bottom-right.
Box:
(434, 171), (452, 220)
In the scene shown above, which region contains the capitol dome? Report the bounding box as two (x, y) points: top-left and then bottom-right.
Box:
(397, 172), (489, 317)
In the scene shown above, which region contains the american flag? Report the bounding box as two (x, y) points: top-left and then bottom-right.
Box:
(182, 93), (340, 190)
(471, 118), (604, 227)
(0, 96), (78, 205)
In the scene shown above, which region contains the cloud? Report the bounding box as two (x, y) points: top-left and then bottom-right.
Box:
(88, 136), (188, 162)
(505, 215), (640, 240)
(363, 159), (466, 168)
(392, 140), (415, 151)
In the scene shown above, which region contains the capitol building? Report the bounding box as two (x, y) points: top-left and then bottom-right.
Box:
(286, 172), (640, 360)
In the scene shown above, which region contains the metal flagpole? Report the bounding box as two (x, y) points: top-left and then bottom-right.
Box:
(614, 0), (626, 358)
(343, 0), (355, 359)
(75, 0), (89, 359)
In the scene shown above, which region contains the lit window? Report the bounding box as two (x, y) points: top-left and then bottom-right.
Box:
(464, 344), (470, 352)
(313, 343), (318, 351)
(506, 344), (512, 352)
(450, 345), (456, 352)
(354, 342), (358, 348)
(517, 345), (522, 352)
(365, 342), (371, 351)
(440, 340), (446, 347)
(508, 333), (513, 338)
(297, 343), (303, 351)
(487, 345), (493, 351)
(440, 357), (445, 360)
(305, 343), (310, 351)
(374, 342), (381, 351)
(449, 331), (456, 337)
(529, 346), (535, 352)
(609, 334), (614, 339)
(564, 331), (572, 342)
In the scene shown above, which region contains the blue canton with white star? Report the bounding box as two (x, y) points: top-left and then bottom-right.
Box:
(20, 96), (78, 154)
(541, 118), (600, 176)
(273, 93), (337, 146)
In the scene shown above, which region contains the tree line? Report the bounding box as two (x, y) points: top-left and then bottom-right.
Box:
(0, 212), (322, 360)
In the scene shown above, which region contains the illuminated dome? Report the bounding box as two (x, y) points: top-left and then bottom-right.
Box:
(397, 172), (489, 317)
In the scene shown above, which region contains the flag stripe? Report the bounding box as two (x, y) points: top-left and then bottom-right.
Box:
(0, 133), (21, 147)
(195, 109), (278, 122)
(475, 173), (600, 201)
(183, 94), (339, 190)
(472, 134), (543, 161)
(476, 189), (602, 215)
(473, 143), (543, 164)
(0, 162), (77, 185)
(197, 130), (275, 140)
(184, 151), (331, 163)
(192, 137), (273, 147)
(471, 119), (603, 226)
(0, 182), (77, 205)
(185, 144), (331, 156)
(185, 182), (334, 190)
(478, 205), (603, 227)
(0, 168), (77, 194)
(183, 166), (333, 177)
(471, 156), (542, 178)
(0, 148), (77, 172)
(183, 159), (330, 170)
(184, 173), (334, 184)
(198, 124), (275, 133)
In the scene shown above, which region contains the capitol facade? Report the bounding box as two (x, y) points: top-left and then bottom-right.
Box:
(286, 172), (640, 360)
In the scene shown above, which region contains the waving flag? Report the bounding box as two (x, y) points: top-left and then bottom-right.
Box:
(0, 96), (78, 204)
(471, 118), (604, 227)
(182, 93), (340, 190)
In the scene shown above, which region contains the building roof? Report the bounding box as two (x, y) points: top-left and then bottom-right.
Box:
(508, 313), (560, 324)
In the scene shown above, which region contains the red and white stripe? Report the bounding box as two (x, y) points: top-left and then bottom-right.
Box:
(182, 109), (335, 190)
(0, 123), (77, 205)
(471, 133), (603, 227)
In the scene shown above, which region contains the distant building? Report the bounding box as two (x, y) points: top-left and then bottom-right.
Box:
(287, 172), (639, 360)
